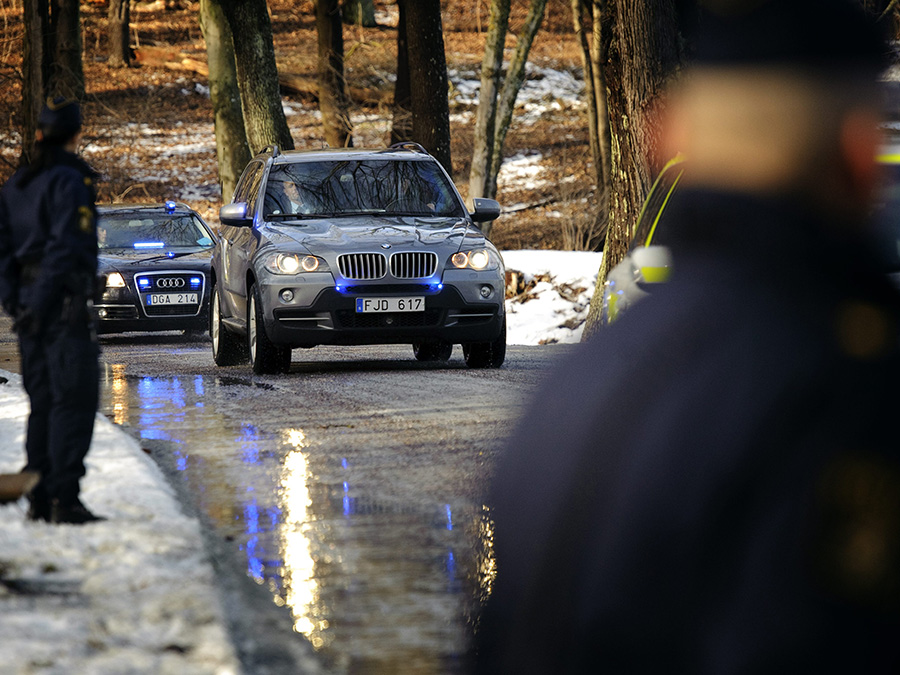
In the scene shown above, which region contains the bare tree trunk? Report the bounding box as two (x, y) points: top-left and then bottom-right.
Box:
(404, 0), (452, 174)
(21, 0), (45, 163)
(571, 0), (609, 189)
(468, 0), (510, 206)
(316, 0), (353, 147)
(342, 0), (376, 27)
(390, 0), (412, 144)
(46, 0), (84, 99)
(219, 0), (294, 154)
(108, 0), (131, 68)
(582, 0), (681, 339)
(483, 0), (547, 224)
(199, 0), (251, 200)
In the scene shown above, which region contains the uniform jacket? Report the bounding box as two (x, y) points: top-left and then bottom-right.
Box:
(0, 149), (98, 323)
(476, 190), (900, 673)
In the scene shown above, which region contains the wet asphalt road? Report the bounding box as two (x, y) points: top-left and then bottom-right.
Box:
(0, 317), (570, 674)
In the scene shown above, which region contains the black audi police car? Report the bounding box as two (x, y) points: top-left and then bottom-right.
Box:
(94, 201), (216, 334)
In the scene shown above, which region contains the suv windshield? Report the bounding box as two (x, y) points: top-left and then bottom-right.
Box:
(98, 214), (214, 250)
(263, 159), (465, 219)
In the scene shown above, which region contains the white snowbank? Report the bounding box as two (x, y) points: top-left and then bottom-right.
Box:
(0, 370), (239, 675)
(502, 250), (602, 345)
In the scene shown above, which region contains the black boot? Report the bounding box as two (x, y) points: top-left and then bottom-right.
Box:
(51, 498), (106, 525)
(26, 492), (52, 522)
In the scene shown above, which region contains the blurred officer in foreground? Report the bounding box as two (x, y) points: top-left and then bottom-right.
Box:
(0, 98), (103, 524)
(475, 1), (900, 672)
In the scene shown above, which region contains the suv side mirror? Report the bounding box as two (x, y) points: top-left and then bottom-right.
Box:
(219, 202), (252, 227)
(471, 198), (501, 223)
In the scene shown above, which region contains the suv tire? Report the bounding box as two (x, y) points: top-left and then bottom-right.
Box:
(211, 281), (246, 366)
(462, 318), (506, 369)
(248, 283), (291, 374)
(412, 340), (453, 362)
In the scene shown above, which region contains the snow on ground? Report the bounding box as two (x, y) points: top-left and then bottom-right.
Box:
(0, 370), (239, 675)
(502, 250), (602, 344)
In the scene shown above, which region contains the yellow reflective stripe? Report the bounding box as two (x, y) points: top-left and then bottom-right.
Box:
(645, 169), (683, 246)
(639, 266), (671, 283)
(877, 153), (900, 164)
(631, 155), (686, 240)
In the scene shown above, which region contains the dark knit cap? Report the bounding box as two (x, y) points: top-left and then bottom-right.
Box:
(37, 97), (83, 143)
(687, 0), (890, 75)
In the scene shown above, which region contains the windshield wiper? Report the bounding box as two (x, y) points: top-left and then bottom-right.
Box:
(129, 249), (208, 264)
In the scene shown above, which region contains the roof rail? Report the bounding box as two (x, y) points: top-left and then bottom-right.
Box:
(388, 141), (428, 154)
(259, 144), (280, 158)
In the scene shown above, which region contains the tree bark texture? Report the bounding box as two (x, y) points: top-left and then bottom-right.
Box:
(342, 0), (376, 27)
(21, 0), (45, 163)
(46, 0), (84, 99)
(389, 0), (412, 145)
(582, 0), (681, 339)
(468, 0), (510, 208)
(316, 0), (353, 148)
(219, 0), (294, 154)
(487, 0), (547, 199)
(403, 0), (452, 175)
(199, 0), (251, 201)
(108, 0), (131, 68)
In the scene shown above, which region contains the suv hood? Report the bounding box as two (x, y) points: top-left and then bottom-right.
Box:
(261, 216), (483, 255)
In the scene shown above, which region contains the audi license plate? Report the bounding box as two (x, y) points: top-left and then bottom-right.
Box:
(146, 293), (198, 306)
(356, 297), (424, 313)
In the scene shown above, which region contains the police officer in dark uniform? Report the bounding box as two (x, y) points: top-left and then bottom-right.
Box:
(475, 1), (900, 672)
(0, 97), (103, 524)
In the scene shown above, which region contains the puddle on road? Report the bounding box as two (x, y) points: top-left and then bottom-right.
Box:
(99, 363), (496, 674)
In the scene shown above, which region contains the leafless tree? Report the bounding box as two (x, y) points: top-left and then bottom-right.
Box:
(316, 0), (353, 147)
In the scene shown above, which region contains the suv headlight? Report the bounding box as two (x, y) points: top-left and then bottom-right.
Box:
(447, 248), (499, 271)
(262, 253), (328, 275)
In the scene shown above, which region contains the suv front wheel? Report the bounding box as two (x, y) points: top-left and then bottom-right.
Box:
(248, 283), (291, 374)
(211, 280), (247, 366)
(462, 318), (506, 369)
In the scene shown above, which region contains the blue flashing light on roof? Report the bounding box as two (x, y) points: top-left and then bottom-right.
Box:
(165, 200), (177, 214)
(134, 242), (165, 249)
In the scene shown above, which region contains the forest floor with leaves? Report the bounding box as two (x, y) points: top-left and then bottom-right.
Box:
(0, 0), (600, 250)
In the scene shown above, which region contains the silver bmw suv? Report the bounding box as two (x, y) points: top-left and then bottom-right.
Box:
(211, 144), (506, 374)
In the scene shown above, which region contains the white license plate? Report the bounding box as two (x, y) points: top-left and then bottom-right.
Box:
(356, 297), (424, 313)
(146, 293), (199, 306)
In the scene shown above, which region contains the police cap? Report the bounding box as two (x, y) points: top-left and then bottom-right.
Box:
(37, 97), (83, 143)
(689, 0), (889, 75)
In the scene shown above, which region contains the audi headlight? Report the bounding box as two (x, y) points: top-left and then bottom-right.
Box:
(106, 272), (126, 288)
(448, 248), (498, 271)
(262, 253), (327, 275)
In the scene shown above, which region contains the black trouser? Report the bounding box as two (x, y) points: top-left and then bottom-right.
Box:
(18, 305), (99, 506)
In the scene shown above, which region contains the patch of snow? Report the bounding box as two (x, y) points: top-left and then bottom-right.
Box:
(502, 250), (602, 345)
(497, 152), (548, 191)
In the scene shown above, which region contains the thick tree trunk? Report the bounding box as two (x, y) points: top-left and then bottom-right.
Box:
(199, 0), (251, 201)
(108, 0), (131, 68)
(219, 0), (294, 154)
(390, 0), (412, 144)
(316, 0), (353, 148)
(582, 0), (681, 339)
(46, 0), (84, 99)
(342, 0), (376, 27)
(468, 0), (510, 207)
(403, 0), (452, 174)
(21, 0), (45, 163)
(480, 0), (546, 235)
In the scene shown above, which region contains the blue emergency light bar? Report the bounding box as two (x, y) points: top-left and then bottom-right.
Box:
(133, 242), (165, 249)
(165, 201), (177, 214)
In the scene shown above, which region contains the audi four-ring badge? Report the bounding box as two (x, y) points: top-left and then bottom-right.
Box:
(211, 144), (506, 374)
(94, 202), (217, 334)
